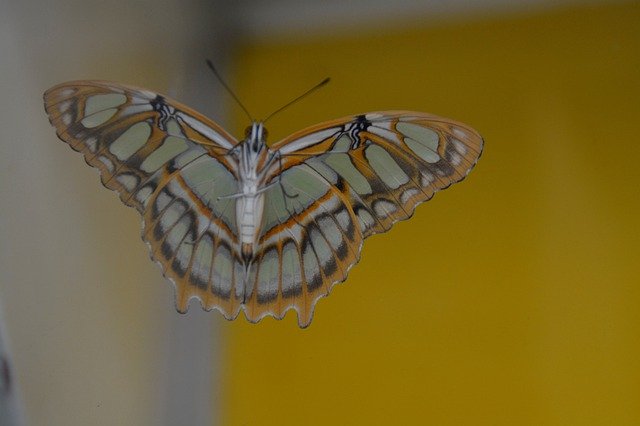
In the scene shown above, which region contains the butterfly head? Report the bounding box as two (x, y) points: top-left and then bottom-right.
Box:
(244, 122), (268, 153)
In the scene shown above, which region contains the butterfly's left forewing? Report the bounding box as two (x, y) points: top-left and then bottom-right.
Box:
(44, 81), (246, 319)
(248, 111), (483, 327)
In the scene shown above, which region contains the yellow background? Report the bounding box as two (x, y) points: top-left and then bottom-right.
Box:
(222, 3), (639, 425)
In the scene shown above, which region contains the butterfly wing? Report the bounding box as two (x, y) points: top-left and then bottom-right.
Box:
(245, 111), (483, 327)
(44, 81), (247, 319)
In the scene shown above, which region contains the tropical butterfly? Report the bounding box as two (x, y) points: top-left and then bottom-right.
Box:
(43, 78), (483, 328)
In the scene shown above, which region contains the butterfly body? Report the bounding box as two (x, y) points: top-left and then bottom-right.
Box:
(44, 80), (483, 327)
(229, 122), (274, 263)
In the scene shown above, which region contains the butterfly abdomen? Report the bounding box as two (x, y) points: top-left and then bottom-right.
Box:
(236, 186), (266, 302)
(236, 187), (266, 254)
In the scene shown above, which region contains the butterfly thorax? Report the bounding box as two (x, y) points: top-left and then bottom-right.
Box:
(232, 122), (276, 263)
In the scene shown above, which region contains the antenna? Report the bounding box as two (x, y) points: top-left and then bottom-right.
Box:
(263, 77), (331, 123)
(205, 59), (253, 122)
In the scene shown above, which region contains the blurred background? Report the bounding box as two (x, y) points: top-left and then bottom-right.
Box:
(0, 0), (638, 425)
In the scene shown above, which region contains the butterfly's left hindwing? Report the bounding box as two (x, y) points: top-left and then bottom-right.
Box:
(246, 112), (483, 327)
(44, 81), (247, 319)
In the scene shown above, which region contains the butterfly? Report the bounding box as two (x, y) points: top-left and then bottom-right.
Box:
(43, 80), (483, 328)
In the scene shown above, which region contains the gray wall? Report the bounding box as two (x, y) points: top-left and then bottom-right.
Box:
(0, 1), (233, 424)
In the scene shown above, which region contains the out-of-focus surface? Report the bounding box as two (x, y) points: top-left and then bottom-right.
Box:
(1, 1), (638, 425)
(232, 0), (629, 39)
(222, 2), (639, 425)
(0, 1), (230, 424)
(0, 302), (23, 426)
